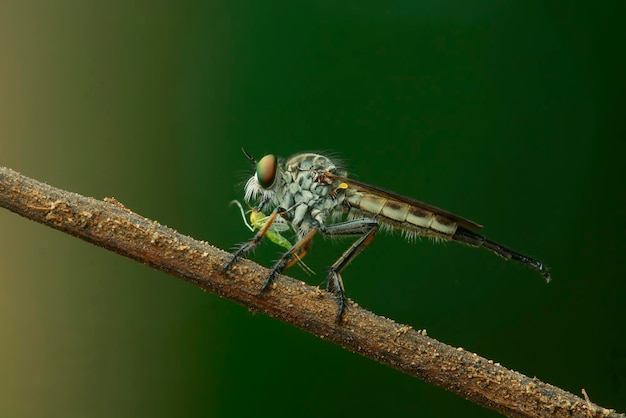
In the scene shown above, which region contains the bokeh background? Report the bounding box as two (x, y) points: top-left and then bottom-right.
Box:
(1, 1), (625, 417)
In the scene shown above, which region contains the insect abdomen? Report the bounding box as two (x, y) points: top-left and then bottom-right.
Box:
(346, 193), (458, 235)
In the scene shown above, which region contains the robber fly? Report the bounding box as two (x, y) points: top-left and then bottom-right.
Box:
(223, 151), (550, 322)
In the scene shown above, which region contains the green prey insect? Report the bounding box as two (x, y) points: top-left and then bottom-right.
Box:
(223, 151), (550, 322)
(230, 200), (315, 275)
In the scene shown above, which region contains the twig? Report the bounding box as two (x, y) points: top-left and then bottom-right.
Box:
(0, 166), (622, 418)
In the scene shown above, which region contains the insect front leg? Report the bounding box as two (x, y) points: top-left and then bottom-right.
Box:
(319, 219), (379, 322)
(261, 228), (318, 292)
(222, 208), (282, 273)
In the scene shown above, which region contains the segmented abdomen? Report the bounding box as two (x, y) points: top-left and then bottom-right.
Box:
(345, 192), (458, 235)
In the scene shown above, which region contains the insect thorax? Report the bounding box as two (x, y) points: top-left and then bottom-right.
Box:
(275, 153), (346, 233)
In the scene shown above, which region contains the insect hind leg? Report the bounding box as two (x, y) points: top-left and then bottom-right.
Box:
(319, 219), (379, 322)
(452, 227), (551, 282)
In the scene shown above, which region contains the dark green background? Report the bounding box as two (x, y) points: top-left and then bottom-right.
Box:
(2, 1), (624, 417)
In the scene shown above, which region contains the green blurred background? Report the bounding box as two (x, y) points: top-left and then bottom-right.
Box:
(1, 1), (624, 417)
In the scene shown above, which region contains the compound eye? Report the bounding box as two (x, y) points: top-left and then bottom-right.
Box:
(256, 154), (277, 189)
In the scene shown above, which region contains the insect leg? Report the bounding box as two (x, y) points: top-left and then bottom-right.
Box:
(222, 209), (281, 272)
(261, 228), (318, 291)
(453, 227), (551, 282)
(319, 219), (379, 322)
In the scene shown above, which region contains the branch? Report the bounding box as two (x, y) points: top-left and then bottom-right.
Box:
(0, 166), (621, 418)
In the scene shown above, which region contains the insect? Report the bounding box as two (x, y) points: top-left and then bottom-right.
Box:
(229, 200), (315, 275)
(223, 150), (550, 322)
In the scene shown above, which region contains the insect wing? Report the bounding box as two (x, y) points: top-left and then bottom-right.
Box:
(327, 173), (483, 230)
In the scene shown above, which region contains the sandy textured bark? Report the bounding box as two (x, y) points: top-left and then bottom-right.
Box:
(0, 166), (621, 418)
